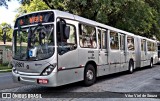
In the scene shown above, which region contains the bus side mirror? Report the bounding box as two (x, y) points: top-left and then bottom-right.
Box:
(64, 26), (70, 39)
(58, 19), (70, 39)
(2, 29), (6, 44)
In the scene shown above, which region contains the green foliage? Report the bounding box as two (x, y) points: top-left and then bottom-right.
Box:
(15, 0), (50, 21)
(0, 0), (10, 9)
(0, 26), (2, 41)
(18, 0), (50, 15)
(111, 1), (157, 37)
(19, 0), (160, 40)
(0, 22), (13, 42)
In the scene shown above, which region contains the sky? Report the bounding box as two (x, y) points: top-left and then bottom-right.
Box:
(0, 0), (20, 27)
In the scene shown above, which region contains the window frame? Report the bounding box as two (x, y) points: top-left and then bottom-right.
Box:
(141, 39), (146, 51)
(127, 35), (135, 51)
(65, 23), (77, 48)
(79, 23), (97, 49)
(109, 31), (120, 50)
(98, 29), (101, 49)
(120, 33), (125, 51)
(147, 41), (152, 51)
(98, 28), (107, 50)
(101, 29), (107, 49)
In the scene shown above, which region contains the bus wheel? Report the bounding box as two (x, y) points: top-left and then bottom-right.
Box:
(150, 59), (153, 68)
(128, 60), (134, 74)
(84, 64), (96, 86)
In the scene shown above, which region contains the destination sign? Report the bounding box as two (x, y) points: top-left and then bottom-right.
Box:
(14, 11), (54, 28)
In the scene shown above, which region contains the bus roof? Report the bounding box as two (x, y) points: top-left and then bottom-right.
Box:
(17, 10), (157, 42)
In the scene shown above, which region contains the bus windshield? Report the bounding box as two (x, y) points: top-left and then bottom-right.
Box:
(13, 24), (54, 61)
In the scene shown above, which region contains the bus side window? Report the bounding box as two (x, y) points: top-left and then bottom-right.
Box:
(147, 41), (152, 51)
(110, 31), (119, 50)
(79, 24), (97, 48)
(152, 43), (156, 51)
(58, 24), (77, 54)
(120, 34), (125, 50)
(66, 25), (76, 46)
(102, 30), (107, 49)
(141, 39), (146, 51)
(127, 36), (134, 51)
(98, 29), (101, 49)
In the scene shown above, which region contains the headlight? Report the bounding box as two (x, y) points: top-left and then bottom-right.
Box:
(41, 64), (56, 76)
(12, 67), (18, 74)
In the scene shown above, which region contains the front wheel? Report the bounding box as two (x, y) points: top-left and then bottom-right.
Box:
(84, 64), (96, 86)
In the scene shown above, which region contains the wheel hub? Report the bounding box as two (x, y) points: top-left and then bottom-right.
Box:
(87, 70), (93, 80)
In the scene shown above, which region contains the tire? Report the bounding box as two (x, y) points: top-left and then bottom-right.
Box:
(128, 60), (134, 74)
(84, 64), (96, 86)
(150, 59), (153, 68)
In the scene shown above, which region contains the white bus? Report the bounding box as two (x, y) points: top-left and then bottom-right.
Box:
(12, 10), (158, 87)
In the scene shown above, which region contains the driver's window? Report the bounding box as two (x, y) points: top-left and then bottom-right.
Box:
(66, 25), (76, 45)
(57, 24), (77, 54)
(57, 24), (77, 46)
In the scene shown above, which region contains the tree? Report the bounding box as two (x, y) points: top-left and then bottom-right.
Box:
(20, 0), (160, 40)
(18, 0), (50, 15)
(0, 23), (13, 42)
(144, 0), (160, 40)
(109, 0), (157, 37)
(0, 0), (10, 8)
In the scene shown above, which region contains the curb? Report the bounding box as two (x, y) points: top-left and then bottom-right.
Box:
(0, 69), (12, 72)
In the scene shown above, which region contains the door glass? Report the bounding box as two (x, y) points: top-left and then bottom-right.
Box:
(57, 24), (77, 55)
(120, 34), (125, 50)
(110, 31), (119, 50)
(102, 30), (107, 49)
(127, 36), (134, 51)
(98, 29), (101, 49)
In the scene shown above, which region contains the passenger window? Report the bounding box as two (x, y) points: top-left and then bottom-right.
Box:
(127, 36), (134, 51)
(102, 30), (107, 49)
(57, 24), (77, 54)
(98, 29), (101, 49)
(67, 25), (76, 45)
(79, 24), (97, 48)
(150, 42), (156, 51)
(147, 41), (152, 51)
(141, 39), (146, 51)
(120, 34), (125, 50)
(110, 31), (119, 50)
(153, 43), (157, 51)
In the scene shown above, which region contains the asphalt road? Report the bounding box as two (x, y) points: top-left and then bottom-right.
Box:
(0, 64), (160, 100)
(0, 72), (24, 90)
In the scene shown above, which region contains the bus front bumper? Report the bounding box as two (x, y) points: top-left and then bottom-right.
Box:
(12, 70), (58, 87)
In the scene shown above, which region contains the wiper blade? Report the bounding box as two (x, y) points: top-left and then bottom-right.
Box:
(33, 23), (42, 33)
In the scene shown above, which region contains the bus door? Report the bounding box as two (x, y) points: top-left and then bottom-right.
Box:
(126, 35), (136, 69)
(57, 19), (79, 85)
(97, 28), (109, 76)
(141, 39), (147, 67)
(120, 34), (127, 71)
(109, 31), (121, 73)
